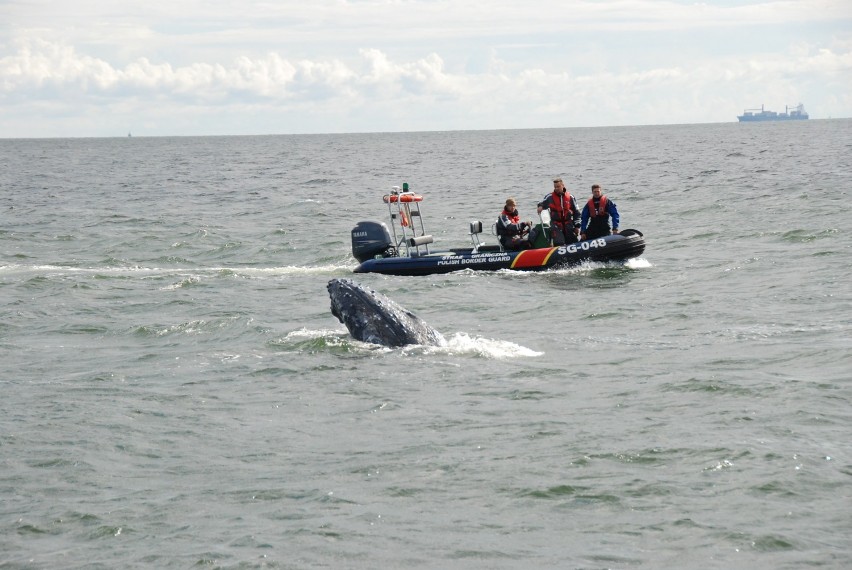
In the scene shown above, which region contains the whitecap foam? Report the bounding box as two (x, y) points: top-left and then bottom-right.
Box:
(0, 263), (355, 278)
(284, 328), (540, 358)
(228, 264), (353, 276)
(159, 276), (201, 290)
(625, 257), (652, 269)
(285, 327), (346, 341)
(414, 332), (542, 359)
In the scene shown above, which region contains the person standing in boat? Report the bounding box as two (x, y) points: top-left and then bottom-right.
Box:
(537, 178), (580, 245)
(580, 184), (620, 241)
(496, 197), (532, 250)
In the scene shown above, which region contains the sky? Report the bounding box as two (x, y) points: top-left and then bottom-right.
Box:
(1, 0), (851, 137)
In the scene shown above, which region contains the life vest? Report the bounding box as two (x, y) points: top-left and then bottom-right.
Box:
(496, 208), (520, 236)
(587, 195), (609, 218)
(548, 191), (574, 225)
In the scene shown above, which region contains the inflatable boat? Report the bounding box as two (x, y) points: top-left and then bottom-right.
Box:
(351, 186), (645, 276)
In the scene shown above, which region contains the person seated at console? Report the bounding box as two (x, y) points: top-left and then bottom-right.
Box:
(496, 197), (532, 250)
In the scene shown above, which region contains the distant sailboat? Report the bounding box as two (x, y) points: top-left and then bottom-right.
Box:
(128, 132), (132, 137)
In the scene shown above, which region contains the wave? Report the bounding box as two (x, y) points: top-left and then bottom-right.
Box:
(432, 332), (543, 358)
(280, 328), (542, 359)
(2, 255), (648, 279)
(625, 258), (652, 269)
(0, 263), (355, 278)
(492, 257), (652, 277)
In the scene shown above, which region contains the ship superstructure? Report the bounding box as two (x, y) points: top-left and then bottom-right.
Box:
(737, 103), (809, 121)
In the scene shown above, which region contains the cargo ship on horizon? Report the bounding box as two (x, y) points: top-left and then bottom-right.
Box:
(737, 103), (809, 122)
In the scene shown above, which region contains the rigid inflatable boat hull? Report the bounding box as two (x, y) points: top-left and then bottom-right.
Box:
(354, 230), (645, 276)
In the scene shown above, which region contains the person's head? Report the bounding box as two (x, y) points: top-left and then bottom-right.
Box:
(553, 178), (565, 193)
(505, 197), (517, 212)
(591, 184), (602, 198)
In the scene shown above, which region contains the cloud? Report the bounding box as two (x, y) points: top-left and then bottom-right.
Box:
(2, 34), (851, 135)
(0, 39), (462, 102)
(6, 36), (848, 100)
(1, 1), (851, 135)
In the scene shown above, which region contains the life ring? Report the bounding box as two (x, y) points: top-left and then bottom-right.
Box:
(383, 193), (423, 203)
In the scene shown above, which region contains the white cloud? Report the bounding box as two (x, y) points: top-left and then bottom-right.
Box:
(0, 40), (465, 102)
(1, 1), (850, 135)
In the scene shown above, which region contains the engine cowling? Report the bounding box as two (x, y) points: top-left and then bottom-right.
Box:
(351, 221), (396, 262)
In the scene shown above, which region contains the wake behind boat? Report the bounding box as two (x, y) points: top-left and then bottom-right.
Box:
(350, 184), (646, 276)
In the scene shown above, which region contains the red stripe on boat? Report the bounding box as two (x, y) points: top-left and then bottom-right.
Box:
(510, 248), (556, 269)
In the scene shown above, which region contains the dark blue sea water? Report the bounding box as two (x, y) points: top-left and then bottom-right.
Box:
(2, 121), (851, 569)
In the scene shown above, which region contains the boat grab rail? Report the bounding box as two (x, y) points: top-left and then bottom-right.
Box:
(385, 186), (430, 257)
(469, 220), (484, 253)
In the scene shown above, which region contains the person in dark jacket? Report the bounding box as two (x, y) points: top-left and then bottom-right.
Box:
(496, 197), (531, 250)
(580, 184), (620, 240)
(537, 178), (580, 245)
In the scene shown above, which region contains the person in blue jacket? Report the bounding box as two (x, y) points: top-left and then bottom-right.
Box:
(581, 184), (620, 240)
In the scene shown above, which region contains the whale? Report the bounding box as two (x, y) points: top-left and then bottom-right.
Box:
(327, 278), (445, 347)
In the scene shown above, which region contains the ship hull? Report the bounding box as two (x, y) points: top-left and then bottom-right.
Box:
(354, 230), (646, 276)
(737, 115), (808, 122)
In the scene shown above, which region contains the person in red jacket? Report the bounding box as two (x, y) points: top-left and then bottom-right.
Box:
(537, 178), (580, 245)
(495, 197), (532, 250)
(581, 184), (620, 240)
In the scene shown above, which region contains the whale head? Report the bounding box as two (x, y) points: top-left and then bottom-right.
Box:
(327, 278), (445, 347)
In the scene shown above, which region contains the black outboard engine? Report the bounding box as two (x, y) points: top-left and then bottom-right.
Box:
(351, 221), (397, 262)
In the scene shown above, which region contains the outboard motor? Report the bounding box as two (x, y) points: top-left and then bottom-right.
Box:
(351, 221), (396, 262)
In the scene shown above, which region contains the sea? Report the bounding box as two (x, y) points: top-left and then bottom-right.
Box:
(1, 120), (850, 569)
